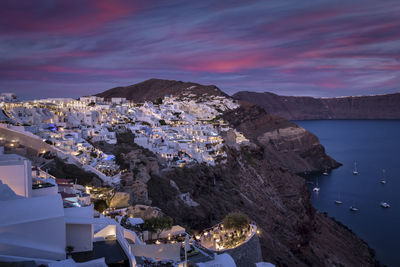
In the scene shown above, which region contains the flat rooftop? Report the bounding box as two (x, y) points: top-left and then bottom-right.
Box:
(71, 239), (129, 266)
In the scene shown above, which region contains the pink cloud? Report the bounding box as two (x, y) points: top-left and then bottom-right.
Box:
(0, 0), (136, 34)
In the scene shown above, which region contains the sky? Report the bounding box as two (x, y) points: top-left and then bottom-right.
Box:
(0, 0), (399, 99)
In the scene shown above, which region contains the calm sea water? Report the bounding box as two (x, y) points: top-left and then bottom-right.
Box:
(297, 120), (400, 267)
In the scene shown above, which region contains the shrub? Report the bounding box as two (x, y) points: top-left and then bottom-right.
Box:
(144, 216), (173, 239)
(93, 199), (108, 213)
(222, 212), (249, 231)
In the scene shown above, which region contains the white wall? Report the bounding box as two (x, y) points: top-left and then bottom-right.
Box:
(94, 224), (116, 239)
(0, 158), (32, 198)
(66, 224), (93, 252)
(64, 205), (94, 253)
(32, 184), (58, 197)
(0, 194), (66, 260)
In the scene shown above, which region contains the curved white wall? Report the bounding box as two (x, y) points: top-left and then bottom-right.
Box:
(0, 194), (66, 260)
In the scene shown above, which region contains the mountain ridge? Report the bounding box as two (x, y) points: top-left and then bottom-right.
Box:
(233, 91), (400, 120)
(96, 78), (228, 102)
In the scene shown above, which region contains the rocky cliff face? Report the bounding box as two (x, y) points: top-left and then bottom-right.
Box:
(233, 91), (400, 120)
(222, 102), (340, 174)
(147, 137), (375, 267)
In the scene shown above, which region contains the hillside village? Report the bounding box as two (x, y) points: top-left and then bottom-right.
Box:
(0, 90), (248, 186)
(0, 90), (267, 267)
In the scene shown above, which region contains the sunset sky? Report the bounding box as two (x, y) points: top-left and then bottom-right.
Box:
(1, 0), (399, 99)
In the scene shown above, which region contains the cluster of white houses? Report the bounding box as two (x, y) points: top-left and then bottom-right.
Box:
(0, 148), (244, 267)
(0, 91), (275, 267)
(0, 91), (248, 185)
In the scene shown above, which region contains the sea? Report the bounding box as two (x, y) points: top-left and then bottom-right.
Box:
(296, 120), (400, 267)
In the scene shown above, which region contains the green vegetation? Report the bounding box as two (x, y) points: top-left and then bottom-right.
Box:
(44, 139), (53, 145)
(144, 216), (173, 239)
(93, 199), (108, 213)
(153, 97), (163, 105)
(159, 119), (167, 126)
(222, 212), (249, 231)
(48, 157), (101, 186)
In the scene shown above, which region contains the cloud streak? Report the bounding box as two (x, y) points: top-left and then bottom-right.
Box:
(0, 0), (399, 99)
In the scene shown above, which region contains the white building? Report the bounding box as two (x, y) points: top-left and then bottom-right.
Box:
(0, 93), (17, 102)
(0, 154), (32, 198)
(111, 97), (127, 105)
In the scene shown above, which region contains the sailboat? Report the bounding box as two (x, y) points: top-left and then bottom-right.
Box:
(334, 193), (343, 204)
(349, 205), (359, 211)
(313, 178), (320, 193)
(322, 169), (329, 176)
(352, 162), (358, 175)
(380, 201), (390, 208)
(380, 169), (387, 184)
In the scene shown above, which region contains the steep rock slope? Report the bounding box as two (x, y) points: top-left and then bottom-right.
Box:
(222, 102), (340, 174)
(147, 115), (375, 267)
(233, 91), (400, 120)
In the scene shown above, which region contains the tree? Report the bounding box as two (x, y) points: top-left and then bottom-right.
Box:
(222, 212), (249, 231)
(93, 199), (108, 213)
(153, 97), (163, 105)
(159, 119), (167, 126)
(144, 216), (173, 240)
(45, 140), (53, 145)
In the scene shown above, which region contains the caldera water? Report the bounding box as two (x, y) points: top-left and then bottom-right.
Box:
(297, 120), (400, 267)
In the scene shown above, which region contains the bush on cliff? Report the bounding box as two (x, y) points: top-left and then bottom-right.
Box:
(223, 212), (249, 231)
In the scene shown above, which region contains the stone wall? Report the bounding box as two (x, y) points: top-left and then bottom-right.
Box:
(225, 233), (263, 267)
(0, 124), (55, 154)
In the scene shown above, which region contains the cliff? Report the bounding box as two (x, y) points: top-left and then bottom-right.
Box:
(233, 91), (400, 120)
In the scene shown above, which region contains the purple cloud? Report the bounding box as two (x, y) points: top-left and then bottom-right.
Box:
(0, 0), (399, 99)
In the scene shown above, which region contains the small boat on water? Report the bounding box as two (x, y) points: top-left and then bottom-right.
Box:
(380, 202), (390, 208)
(349, 206), (359, 211)
(353, 162), (358, 175)
(323, 169), (329, 176)
(313, 178), (320, 193)
(380, 169), (387, 184)
(334, 193), (343, 204)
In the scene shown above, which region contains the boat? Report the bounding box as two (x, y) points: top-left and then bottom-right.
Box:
(352, 162), (358, 175)
(380, 169), (387, 184)
(380, 202), (390, 208)
(322, 169), (329, 176)
(349, 206), (359, 211)
(313, 178), (320, 193)
(334, 193), (343, 204)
